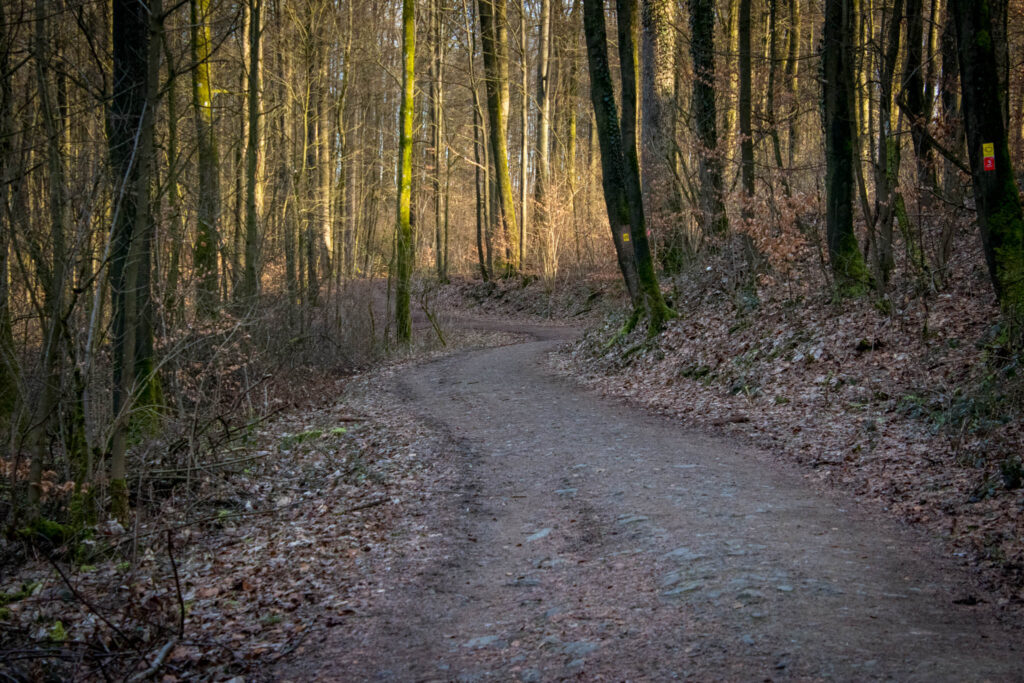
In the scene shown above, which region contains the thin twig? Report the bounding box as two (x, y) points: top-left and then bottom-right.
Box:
(126, 638), (177, 683)
(166, 530), (185, 637)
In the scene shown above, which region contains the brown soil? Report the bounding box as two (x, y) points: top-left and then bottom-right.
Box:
(276, 317), (1024, 681)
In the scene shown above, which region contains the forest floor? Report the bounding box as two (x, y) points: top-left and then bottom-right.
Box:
(4, 258), (1024, 680)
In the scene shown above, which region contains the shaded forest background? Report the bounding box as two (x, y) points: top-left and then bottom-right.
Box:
(2, 0), (1024, 560)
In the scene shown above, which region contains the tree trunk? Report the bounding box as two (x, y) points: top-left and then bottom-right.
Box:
(581, 0), (640, 305)
(434, 0), (449, 281)
(904, 0), (933, 187)
(690, 0), (728, 235)
(108, 0), (160, 519)
(951, 0), (1024, 324)
(396, 0), (415, 343)
(738, 0), (754, 216)
(614, 0), (674, 331)
(0, 0), (16, 420)
(519, 0), (529, 268)
(479, 0), (520, 272)
(870, 0), (903, 286)
(536, 0), (553, 279)
(823, 0), (870, 290)
(243, 0), (261, 301)
(640, 0), (680, 271)
(191, 0), (220, 317)
(27, 0), (69, 509)
(785, 0), (800, 168)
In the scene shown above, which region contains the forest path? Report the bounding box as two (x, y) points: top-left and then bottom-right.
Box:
(283, 321), (1022, 681)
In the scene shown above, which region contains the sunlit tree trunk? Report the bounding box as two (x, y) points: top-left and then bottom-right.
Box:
(640, 0), (679, 270)
(396, 0), (415, 342)
(519, 0), (529, 267)
(536, 0), (553, 278)
(785, 0), (800, 168)
(479, 0), (520, 272)
(242, 0), (262, 301)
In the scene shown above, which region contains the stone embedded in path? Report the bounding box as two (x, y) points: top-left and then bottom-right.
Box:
(663, 580), (705, 597)
(616, 514), (649, 525)
(562, 641), (601, 657)
(663, 547), (708, 563)
(463, 635), (504, 649)
(526, 528), (552, 542)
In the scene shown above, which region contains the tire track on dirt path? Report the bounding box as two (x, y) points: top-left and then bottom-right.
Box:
(280, 322), (1023, 681)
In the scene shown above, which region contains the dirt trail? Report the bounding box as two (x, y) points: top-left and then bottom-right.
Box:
(280, 322), (1022, 681)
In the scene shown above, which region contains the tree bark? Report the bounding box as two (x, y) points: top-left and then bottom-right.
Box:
(191, 0), (220, 317)
(396, 0), (415, 343)
(640, 0), (680, 270)
(243, 0), (262, 301)
(614, 0), (674, 331)
(0, 0), (16, 419)
(823, 0), (870, 290)
(951, 0), (1024, 324)
(581, 0), (639, 305)
(785, 0), (800, 168)
(479, 0), (520, 272)
(738, 0), (754, 216)
(690, 0), (728, 235)
(536, 0), (553, 278)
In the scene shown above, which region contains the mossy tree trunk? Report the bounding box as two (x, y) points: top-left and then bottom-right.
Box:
(479, 0), (520, 273)
(823, 0), (870, 292)
(581, 0), (639, 306)
(951, 0), (1024, 327)
(395, 0), (415, 343)
(614, 0), (674, 332)
(583, 0), (674, 332)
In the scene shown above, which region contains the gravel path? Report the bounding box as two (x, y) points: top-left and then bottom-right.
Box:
(283, 323), (1022, 681)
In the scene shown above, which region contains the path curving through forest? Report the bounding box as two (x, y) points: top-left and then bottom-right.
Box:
(280, 321), (1022, 681)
